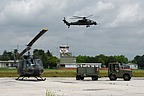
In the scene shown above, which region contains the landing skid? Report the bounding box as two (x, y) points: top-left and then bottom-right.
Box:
(15, 76), (46, 81)
(35, 76), (46, 81)
(86, 25), (90, 27)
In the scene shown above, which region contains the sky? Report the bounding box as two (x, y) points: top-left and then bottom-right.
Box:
(0, 0), (144, 60)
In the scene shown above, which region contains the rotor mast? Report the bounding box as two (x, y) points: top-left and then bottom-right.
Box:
(18, 28), (48, 58)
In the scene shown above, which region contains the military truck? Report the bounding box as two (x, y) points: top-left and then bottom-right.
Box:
(76, 63), (132, 81)
(76, 64), (100, 81)
(108, 63), (132, 81)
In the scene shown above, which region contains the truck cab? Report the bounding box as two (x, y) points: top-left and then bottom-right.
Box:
(108, 63), (132, 81)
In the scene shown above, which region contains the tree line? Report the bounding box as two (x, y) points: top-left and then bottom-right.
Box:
(0, 49), (144, 69)
(0, 49), (59, 68)
(76, 54), (128, 67)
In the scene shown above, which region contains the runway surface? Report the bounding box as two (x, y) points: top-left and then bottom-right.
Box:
(0, 77), (144, 96)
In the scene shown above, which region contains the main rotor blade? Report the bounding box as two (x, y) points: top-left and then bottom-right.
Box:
(27, 28), (48, 47)
(69, 17), (80, 19)
(72, 15), (93, 19)
(72, 16), (84, 18)
(18, 28), (48, 58)
(86, 15), (93, 18)
(17, 46), (31, 58)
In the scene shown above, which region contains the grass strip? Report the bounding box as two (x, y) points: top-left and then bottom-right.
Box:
(0, 68), (144, 77)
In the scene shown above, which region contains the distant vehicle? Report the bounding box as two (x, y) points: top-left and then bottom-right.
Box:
(15, 28), (48, 81)
(76, 64), (100, 81)
(108, 63), (132, 81)
(76, 62), (132, 81)
(63, 15), (97, 28)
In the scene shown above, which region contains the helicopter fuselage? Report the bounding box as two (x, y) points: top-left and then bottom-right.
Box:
(63, 17), (97, 28)
(18, 59), (44, 77)
(17, 57), (45, 80)
(71, 19), (97, 25)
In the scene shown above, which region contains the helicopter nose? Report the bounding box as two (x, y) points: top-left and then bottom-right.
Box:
(27, 67), (35, 74)
(94, 22), (97, 25)
(39, 69), (44, 74)
(34, 66), (44, 75)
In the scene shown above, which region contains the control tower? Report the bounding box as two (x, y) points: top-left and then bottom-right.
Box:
(59, 44), (76, 67)
(60, 44), (69, 57)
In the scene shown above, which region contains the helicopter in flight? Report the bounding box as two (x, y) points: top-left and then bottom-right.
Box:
(15, 28), (48, 81)
(63, 15), (97, 28)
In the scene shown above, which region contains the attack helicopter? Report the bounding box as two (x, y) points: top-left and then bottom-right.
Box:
(15, 28), (48, 81)
(63, 15), (97, 28)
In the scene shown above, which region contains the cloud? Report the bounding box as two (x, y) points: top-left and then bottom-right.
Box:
(69, 1), (114, 17)
(0, 0), (144, 60)
(110, 3), (144, 27)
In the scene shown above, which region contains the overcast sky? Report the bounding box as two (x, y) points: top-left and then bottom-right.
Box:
(0, 0), (144, 60)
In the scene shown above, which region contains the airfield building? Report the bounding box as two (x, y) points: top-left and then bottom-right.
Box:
(58, 44), (101, 69)
(58, 44), (76, 68)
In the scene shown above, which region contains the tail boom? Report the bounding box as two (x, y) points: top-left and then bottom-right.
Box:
(63, 17), (70, 28)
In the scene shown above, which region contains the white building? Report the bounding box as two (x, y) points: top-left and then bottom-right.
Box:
(128, 63), (138, 69)
(0, 60), (19, 68)
(61, 63), (101, 68)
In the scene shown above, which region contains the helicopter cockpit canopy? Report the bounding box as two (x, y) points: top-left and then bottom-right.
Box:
(23, 58), (43, 67)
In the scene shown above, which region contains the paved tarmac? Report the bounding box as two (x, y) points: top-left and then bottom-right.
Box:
(0, 77), (144, 96)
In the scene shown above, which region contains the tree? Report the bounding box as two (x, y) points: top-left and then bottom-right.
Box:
(46, 50), (52, 57)
(47, 56), (59, 68)
(95, 54), (108, 67)
(76, 54), (129, 67)
(133, 55), (144, 69)
(33, 49), (59, 68)
(0, 50), (14, 60)
(116, 55), (128, 64)
(76, 55), (88, 63)
(46, 50), (59, 68)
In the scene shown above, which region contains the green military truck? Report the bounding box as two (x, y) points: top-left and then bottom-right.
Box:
(108, 63), (132, 81)
(76, 64), (100, 81)
(76, 63), (132, 81)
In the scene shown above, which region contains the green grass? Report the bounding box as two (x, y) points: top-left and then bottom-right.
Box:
(46, 90), (56, 96)
(0, 68), (16, 72)
(42, 69), (76, 77)
(0, 68), (18, 77)
(100, 70), (108, 77)
(0, 68), (144, 77)
(132, 69), (144, 77)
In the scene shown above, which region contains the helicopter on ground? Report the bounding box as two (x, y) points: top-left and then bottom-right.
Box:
(15, 28), (48, 81)
(63, 15), (97, 28)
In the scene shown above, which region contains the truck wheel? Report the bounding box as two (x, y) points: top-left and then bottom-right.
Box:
(109, 74), (117, 81)
(92, 76), (98, 81)
(123, 74), (131, 81)
(80, 76), (84, 80)
(76, 76), (80, 80)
